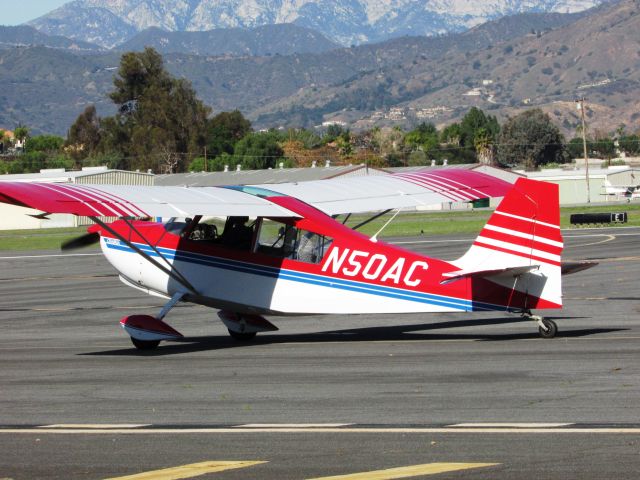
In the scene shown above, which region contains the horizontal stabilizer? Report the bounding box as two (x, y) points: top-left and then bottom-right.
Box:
(441, 265), (540, 285)
(561, 261), (598, 275)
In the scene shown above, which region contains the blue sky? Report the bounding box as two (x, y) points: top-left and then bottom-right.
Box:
(0, 0), (69, 26)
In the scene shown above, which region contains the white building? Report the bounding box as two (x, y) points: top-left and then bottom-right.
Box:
(0, 167), (153, 230)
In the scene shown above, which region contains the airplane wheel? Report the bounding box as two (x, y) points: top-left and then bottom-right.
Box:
(131, 337), (161, 350)
(538, 319), (558, 339)
(228, 329), (257, 341)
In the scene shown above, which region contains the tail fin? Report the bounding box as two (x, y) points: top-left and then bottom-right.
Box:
(451, 177), (563, 310)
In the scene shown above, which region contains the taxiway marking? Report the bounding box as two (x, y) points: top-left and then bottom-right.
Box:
(4, 426), (640, 434)
(237, 423), (353, 428)
(448, 423), (572, 428)
(104, 460), (266, 480)
(306, 462), (499, 479)
(0, 253), (102, 259)
(41, 424), (150, 429)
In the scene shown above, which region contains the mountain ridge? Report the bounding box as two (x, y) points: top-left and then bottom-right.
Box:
(28, 0), (605, 48)
(117, 24), (340, 56)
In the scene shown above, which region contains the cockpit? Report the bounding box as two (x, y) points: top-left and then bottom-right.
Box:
(163, 216), (332, 264)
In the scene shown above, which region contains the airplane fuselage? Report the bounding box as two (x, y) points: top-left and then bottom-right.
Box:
(98, 193), (556, 317)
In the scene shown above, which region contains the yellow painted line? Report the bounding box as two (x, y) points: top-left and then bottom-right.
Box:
(104, 460), (267, 480)
(306, 462), (499, 479)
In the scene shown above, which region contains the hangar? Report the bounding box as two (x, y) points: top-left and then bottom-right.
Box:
(0, 167), (153, 230)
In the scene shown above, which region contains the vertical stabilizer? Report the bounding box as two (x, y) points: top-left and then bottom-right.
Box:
(453, 178), (563, 309)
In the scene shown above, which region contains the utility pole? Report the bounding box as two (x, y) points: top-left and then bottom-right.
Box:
(204, 146), (207, 172)
(576, 97), (590, 203)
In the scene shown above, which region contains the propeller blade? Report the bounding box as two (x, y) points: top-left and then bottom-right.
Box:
(61, 232), (100, 251)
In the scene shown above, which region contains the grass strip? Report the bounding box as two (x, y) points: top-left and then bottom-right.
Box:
(0, 203), (639, 251)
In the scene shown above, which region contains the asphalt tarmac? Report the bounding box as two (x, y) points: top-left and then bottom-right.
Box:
(1, 227), (639, 479)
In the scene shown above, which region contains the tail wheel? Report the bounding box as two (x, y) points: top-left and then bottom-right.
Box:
(538, 319), (558, 339)
(131, 337), (161, 350)
(228, 329), (257, 341)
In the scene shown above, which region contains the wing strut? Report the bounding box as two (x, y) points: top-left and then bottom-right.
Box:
(90, 217), (198, 295)
(351, 209), (392, 231)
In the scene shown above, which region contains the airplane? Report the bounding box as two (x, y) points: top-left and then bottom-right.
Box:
(602, 180), (640, 201)
(0, 169), (595, 350)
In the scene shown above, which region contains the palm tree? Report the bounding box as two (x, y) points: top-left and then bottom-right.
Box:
(14, 126), (29, 151)
(474, 128), (495, 165)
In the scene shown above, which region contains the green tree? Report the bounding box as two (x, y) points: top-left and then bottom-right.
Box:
(206, 110), (252, 158)
(408, 150), (427, 166)
(567, 137), (585, 160)
(233, 131), (284, 170)
(474, 127), (495, 165)
(0, 129), (7, 153)
(440, 123), (461, 145)
(110, 48), (170, 110)
(619, 134), (640, 156)
(404, 122), (439, 157)
(46, 154), (74, 170)
(459, 107), (499, 149)
(590, 134), (616, 162)
(98, 48), (210, 172)
(497, 109), (567, 170)
(67, 105), (101, 161)
(26, 135), (65, 153)
(323, 124), (347, 143)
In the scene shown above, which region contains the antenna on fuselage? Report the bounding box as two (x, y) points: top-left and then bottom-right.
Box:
(370, 209), (401, 243)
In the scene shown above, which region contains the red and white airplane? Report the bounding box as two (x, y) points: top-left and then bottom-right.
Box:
(0, 169), (593, 350)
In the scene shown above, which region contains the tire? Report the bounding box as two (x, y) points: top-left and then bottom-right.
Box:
(228, 329), (257, 341)
(538, 319), (558, 339)
(131, 337), (161, 350)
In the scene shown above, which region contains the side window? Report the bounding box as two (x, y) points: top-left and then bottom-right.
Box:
(295, 230), (332, 264)
(256, 219), (332, 264)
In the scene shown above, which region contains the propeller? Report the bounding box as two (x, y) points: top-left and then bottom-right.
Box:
(61, 232), (101, 251)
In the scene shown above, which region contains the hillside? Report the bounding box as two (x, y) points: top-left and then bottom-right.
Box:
(0, 26), (103, 52)
(251, 0), (640, 135)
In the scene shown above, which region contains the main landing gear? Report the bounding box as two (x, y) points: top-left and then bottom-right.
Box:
(522, 310), (558, 339)
(218, 311), (278, 341)
(119, 294), (280, 350)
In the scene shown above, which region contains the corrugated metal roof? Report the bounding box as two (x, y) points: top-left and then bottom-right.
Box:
(523, 168), (634, 181)
(0, 168), (152, 184)
(154, 165), (387, 186)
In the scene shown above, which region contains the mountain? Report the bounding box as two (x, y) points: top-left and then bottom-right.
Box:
(118, 24), (340, 56)
(3, 1), (637, 137)
(0, 26), (103, 52)
(28, 0), (605, 48)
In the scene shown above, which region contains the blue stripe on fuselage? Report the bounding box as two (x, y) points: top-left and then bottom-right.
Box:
(104, 240), (507, 312)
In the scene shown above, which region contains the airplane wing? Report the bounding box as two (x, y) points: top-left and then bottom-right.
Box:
(0, 168), (511, 218)
(0, 182), (298, 218)
(253, 168), (511, 215)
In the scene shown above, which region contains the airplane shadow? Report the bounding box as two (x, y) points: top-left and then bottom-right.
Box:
(79, 315), (626, 357)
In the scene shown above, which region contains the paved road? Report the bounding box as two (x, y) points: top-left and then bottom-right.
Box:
(1, 227), (639, 479)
